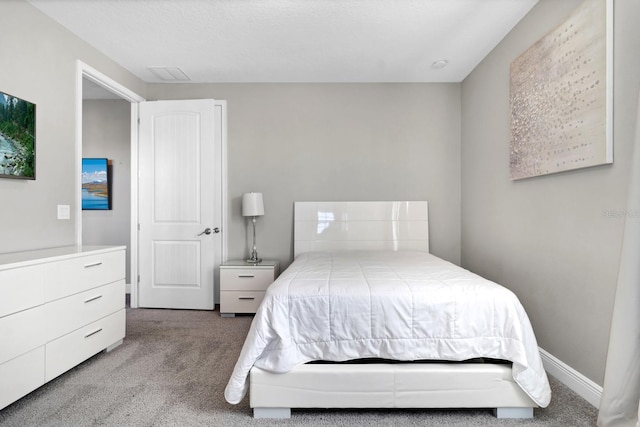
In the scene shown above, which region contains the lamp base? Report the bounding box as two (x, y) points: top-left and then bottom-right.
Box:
(246, 248), (261, 264)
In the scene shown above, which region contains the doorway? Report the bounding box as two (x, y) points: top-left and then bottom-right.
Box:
(81, 87), (131, 285)
(76, 61), (145, 307)
(76, 62), (228, 309)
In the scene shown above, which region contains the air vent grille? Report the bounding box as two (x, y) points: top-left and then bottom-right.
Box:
(147, 67), (191, 81)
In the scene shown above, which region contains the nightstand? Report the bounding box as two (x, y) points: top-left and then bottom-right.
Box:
(219, 260), (279, 317)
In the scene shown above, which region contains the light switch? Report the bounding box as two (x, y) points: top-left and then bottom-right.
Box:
(57, 204), (70, 220)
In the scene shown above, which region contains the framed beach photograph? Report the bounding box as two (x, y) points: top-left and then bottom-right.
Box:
(82, 157), (111, 210)
(0, 91), (36, 179)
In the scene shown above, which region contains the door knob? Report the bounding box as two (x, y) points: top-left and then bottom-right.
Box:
(198, 227), (220, 236)
(198, 228), (212, 236)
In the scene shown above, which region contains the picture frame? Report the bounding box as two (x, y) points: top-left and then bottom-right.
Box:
(0, 91), (36, 179)
(82, 157), (111, 210)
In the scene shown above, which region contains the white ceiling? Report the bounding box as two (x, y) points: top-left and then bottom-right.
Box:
(29, 0), (538, 84)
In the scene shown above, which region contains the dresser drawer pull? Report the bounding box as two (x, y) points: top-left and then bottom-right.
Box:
(84, 261), (103, 269)
(84, 328), (103, 339)
(238, 296), (256, 300)
(238, 274), (255, 278)
(84, 295), (103, 304)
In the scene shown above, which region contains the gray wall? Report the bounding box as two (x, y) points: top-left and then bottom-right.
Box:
(0, 0), (145, 254)
(148, 84), (462, 269)
(82, 99), (132, 283)
(461, 0), (640, 385)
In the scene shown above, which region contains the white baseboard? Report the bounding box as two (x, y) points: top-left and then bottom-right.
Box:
(539, 347), (603, 408)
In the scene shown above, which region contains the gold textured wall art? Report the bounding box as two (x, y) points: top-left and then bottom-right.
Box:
(509, 0), (612, 180)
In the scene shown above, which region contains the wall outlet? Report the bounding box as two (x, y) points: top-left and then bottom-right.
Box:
(57, 204), (71, 220)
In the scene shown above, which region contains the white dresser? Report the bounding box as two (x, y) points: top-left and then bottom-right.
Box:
(0, 245), (126, 410)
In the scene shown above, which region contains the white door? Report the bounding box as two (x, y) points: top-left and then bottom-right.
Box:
(138, 99), (223, 310)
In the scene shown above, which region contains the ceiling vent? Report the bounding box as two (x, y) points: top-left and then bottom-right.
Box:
(147, 66), (191, 81)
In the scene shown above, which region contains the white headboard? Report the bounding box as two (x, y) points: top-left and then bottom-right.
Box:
(294, 201), (429, 258)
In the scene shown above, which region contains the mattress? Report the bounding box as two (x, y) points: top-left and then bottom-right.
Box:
(224, 250), (551, 407)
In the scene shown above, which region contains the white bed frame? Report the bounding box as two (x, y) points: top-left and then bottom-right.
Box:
(250, 201), (538, 419)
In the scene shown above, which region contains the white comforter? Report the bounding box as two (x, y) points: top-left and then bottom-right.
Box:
(224, 251), (551, 407)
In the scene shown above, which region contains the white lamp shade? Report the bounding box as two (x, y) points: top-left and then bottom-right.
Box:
(242, 192), (264, 217)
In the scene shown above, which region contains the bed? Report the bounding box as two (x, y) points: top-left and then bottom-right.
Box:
(224, 201), (551, 419)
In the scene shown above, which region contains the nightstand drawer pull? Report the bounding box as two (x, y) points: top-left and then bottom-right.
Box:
(84, 328), (103, 339)
(83, 261), (103, 269)
(238, 274), (255, 278)
(84, 294), (103, 304)
(238, 296), (256, 300)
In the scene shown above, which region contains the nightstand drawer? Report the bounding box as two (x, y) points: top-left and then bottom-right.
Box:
(220, 260), (278, 315)
(220, 291), (265, 313)
(220, 269), (275, 291)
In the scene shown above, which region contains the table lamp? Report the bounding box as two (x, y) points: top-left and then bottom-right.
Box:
(242, 192), (264, 263)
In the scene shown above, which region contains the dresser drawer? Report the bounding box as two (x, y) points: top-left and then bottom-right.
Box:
(0, 305), (45, 365)
(220, 291), (265, 314)
(45, 309), (125, 382)
(220, 268), (275, 291)
(0, 264), (45, 318)
(0, 346), (45, 410)
(45, 250), (125, 302)
(45, 280), (125, 342)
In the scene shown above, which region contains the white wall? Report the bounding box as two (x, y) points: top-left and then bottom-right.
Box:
(82, 99), (131, 283)
(461, 0), (640, 386)
(148, 83), (462, 270)
(0, 0), (145, 254)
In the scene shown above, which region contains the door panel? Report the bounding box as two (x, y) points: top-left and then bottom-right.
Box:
(138, 99), (220, 310)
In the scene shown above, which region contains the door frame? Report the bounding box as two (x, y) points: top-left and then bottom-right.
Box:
(75, 61), (229, 309)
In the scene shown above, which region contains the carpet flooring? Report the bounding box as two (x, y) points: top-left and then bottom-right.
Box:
(0, 306), (598, 426)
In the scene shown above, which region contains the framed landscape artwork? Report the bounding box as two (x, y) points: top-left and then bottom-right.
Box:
(0, 91), (36, 179)
(82, 158), (111, 210)
(509, 0), (613, 180)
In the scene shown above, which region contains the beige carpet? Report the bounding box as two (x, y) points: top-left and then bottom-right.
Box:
(0, 306), (598, 426)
